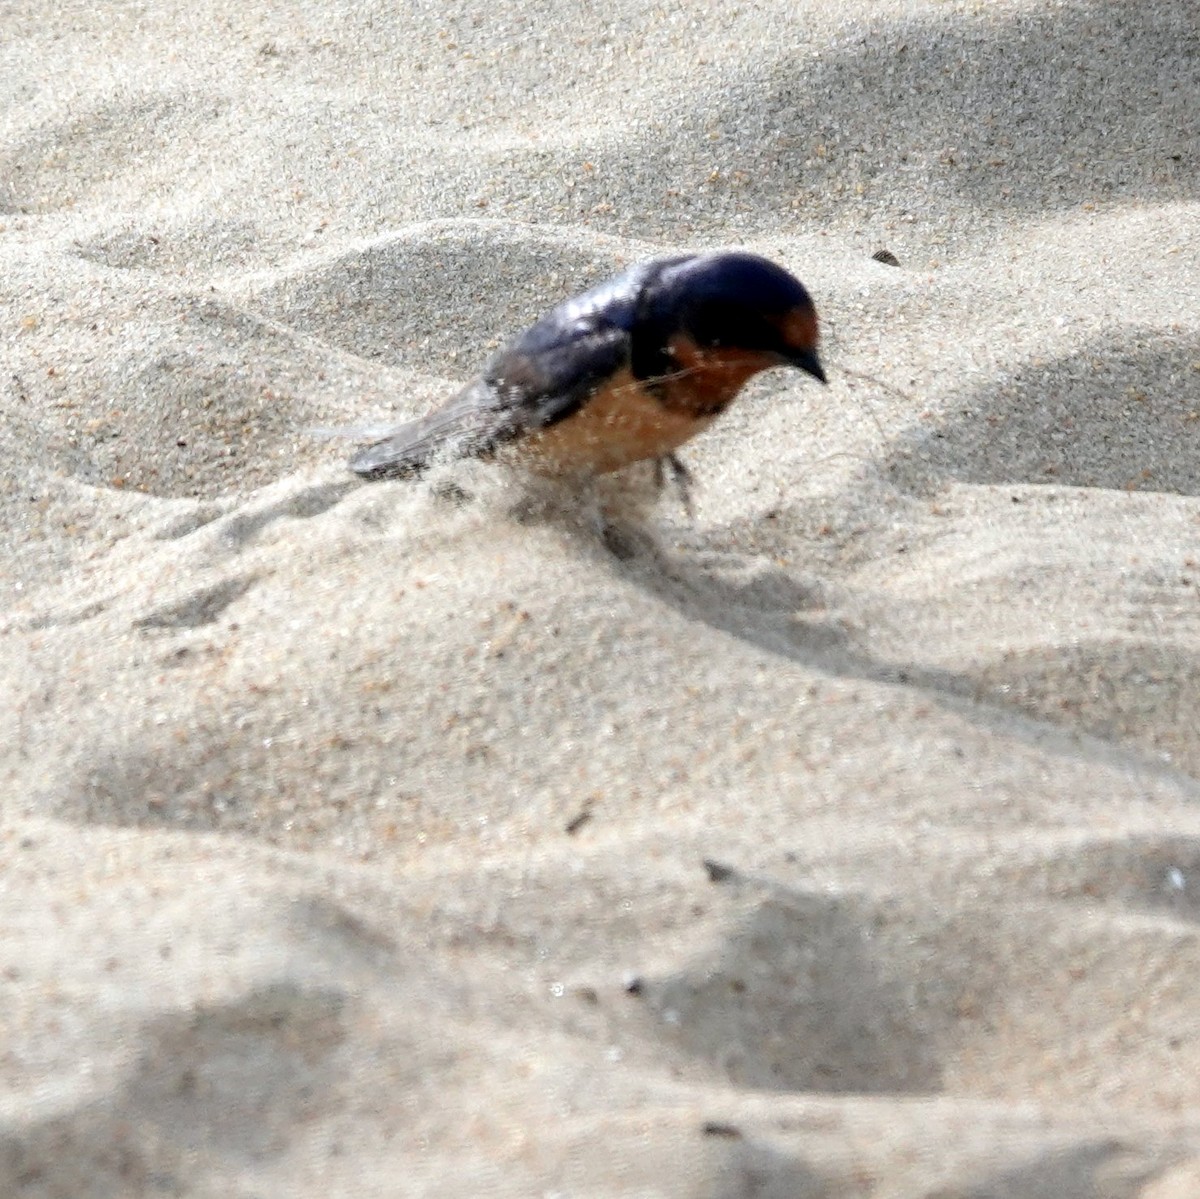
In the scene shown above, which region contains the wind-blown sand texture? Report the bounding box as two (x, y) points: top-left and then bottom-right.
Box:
(3, 0), (1200, 1194)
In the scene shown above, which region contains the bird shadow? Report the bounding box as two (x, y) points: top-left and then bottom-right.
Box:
(607, 508), (1200, 796)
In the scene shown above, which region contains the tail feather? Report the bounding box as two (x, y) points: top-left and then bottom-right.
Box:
(347, 380), (506, 480)
(348, 416), (443, 479)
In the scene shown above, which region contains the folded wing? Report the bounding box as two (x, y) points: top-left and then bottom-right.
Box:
(348, 264), (655, 480)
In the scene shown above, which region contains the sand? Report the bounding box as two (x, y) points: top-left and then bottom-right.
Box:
(2, 0), (1200, 1194)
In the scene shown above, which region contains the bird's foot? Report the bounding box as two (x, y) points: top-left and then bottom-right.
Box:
(653, 454), (696, 516)
(429, 479), (475, 506)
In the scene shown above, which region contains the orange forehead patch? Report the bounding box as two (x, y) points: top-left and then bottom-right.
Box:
(779, 304), (819, 351)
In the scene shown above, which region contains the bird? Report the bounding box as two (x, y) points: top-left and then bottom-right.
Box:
(347, 251), (826, 498)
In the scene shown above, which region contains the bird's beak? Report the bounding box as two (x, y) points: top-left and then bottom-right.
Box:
(777, 307), (827, 384)
(787, 345), (827, 384)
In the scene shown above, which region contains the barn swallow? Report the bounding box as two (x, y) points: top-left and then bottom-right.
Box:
(347, 251), (826, 491)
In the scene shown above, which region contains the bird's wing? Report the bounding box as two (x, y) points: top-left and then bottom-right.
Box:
(348, 298), (639, 481)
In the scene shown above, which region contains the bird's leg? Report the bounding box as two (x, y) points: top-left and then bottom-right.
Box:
(657, 453), (695, 516)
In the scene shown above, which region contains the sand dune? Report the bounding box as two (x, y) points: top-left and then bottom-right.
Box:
(3, 0), (1200, 1194)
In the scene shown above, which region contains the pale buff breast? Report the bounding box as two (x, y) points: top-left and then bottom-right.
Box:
(515, 369), (717, 476)
(514, 344), (780, 477)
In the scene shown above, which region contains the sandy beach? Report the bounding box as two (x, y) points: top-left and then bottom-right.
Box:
(3, 0), (1200, 1194)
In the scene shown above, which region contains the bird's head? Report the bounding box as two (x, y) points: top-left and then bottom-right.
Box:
(651, 251), (826, 385)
